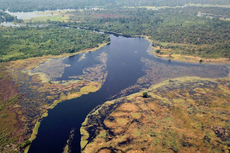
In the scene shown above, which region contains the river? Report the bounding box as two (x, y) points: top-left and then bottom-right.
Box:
(28, 34), (229, 153)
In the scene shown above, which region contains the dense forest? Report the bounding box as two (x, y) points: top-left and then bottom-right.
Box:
(193, 7), (230, 19)
(0, 26), (110, 62)
(52, 7), (230, 58)
(0, 0), (229, 12)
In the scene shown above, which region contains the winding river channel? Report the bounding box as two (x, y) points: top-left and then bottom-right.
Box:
(28, 34), (229, 153)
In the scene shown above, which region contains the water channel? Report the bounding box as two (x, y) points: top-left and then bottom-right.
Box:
(28, 34), (229, 153)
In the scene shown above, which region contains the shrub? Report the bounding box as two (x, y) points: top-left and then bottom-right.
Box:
(155, 50), (161, 53)
(1, 113), (8, 118)
(203, 135), (211, 144)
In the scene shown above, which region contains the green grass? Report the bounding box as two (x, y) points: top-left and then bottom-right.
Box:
(29, 121), (41, 142)
(29, 15), (69, 22)
(137, 131), (141, 137)
(186, 3), (230, 8)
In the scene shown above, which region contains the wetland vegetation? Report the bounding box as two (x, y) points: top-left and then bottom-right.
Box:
(0, 63), (26, 153)
(0, 50), (108, 152)
(81, 77), (230, 153)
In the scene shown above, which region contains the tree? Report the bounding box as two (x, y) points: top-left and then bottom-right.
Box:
(143, 92), (148, 98)
(155, 50), (161, 53)
(21, 140), (31, 149)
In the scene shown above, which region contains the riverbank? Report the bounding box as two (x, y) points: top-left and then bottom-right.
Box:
(144, 36), (230, 64)
(25, 82), (102, 153)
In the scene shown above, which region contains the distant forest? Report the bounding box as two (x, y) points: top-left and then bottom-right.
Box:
(0, 0), (230, 12)
(54, 7), (230, 58)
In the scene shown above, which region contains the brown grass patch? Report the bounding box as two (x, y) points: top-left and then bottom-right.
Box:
(81, 78), (230, 153)
(117, 103), (139, 112)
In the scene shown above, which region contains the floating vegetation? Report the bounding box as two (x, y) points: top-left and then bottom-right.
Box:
(78, 54), (86, 62)
(28, 57), (70, 82)
(81, 77), (230, 153)
(111, 57), (229, 98)
(63, 129), (75, 153)
(69, 52), (108, 84)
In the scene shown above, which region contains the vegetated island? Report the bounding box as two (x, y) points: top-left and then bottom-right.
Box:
(81, 76), (230, 153)
(0, 25), (110, 153)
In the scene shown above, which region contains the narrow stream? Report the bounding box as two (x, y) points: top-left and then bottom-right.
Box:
(29, 34), (229, 153)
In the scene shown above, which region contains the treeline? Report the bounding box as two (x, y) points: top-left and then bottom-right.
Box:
(0, 0), (229, 12)
(0, 26), (110, 62)
(114, 0), (230, 7)
(183, 6), (230, 19)
(57, 7), (230, 58)
(0, 11), (23, 23)
(0, 11), (15, 22)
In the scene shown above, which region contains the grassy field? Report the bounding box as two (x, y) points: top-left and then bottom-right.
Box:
(29, 15), (69, 22)
(186, 3), (230, 8)
(127, 4), (230, 9)
(151, 45), (230, 64)
(25, 10), (75, 22)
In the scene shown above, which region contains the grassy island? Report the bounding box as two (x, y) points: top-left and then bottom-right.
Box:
(81, 76), (230, 153)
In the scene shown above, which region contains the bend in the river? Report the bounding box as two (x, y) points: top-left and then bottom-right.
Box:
(29, 34), (229, 153)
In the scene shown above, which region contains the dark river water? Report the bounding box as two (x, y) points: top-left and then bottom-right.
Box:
(29, 34), (229, 153)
